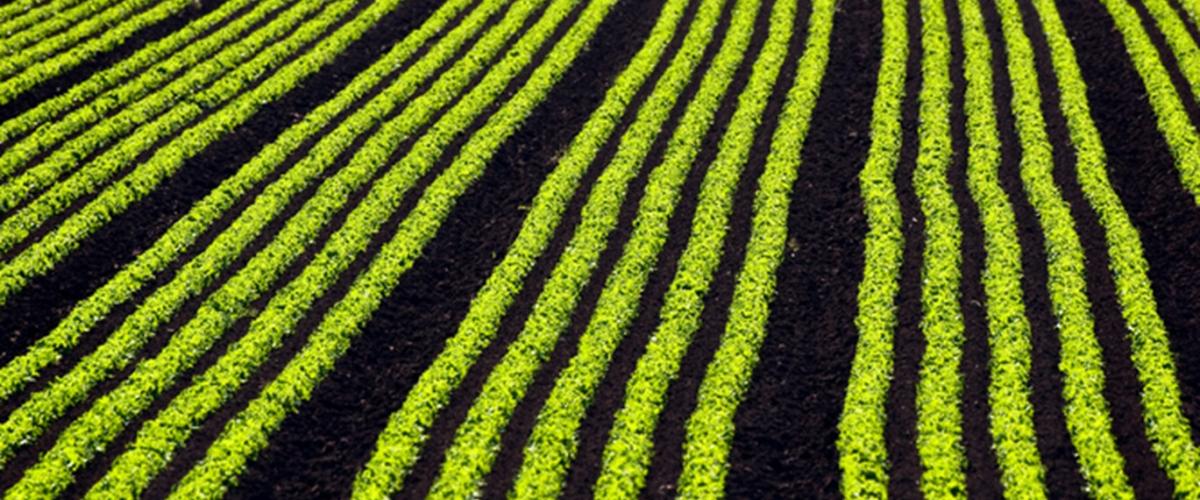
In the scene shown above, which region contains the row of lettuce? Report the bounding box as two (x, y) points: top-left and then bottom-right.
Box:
(0, 0), (645, 496)
(838, 0), (1200, 495)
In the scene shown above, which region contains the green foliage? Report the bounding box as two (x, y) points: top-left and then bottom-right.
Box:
(0, 0), (476, 435)
(0, 0), (196, 103)
(430, 0), (763, 496)
(992, 0), (1132, 495)
(60, 0), (585, 496)
(1094, 0), (1200, 204)
(589, 0), (797, 496)
(0, 0), (92, 46)
(0, 0), (291, 179)
(354, 0), (723, 495)
(912, 0), (967, 494)
(0, 0), (500, 493)
(0, 0), (334, 234)
(1031, 0), (1200, 493)
(165, 0), (623, 496)
(957, 0), (1046, 494)
(836, 0), (908, 492)
(676, 0), (832, 495)
(0, 0), (125, 66)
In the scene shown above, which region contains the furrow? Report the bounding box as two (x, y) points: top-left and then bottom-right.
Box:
(15, 0), (574, 496)
(1095, 0), (1200, 203)
(835, 0), (909, 491)
(352, 0), (727, 494)
(0, 0), (398, 311)
(0, 0), (296, 177)
(1030, 0), (1200, 492)
(958, 0), (1046, 493)
(0, 0), (482, 419)
(156, 0), (621, 495)
(0, 0), (167, 84)
(992, 0), (1132, 494)
(0, 0), (542, 488)
(0, 0), (338, 235)
(676, 0), (833, 493)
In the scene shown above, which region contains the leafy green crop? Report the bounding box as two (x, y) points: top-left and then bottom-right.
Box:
(354, 0), (723, 495)
(677, 0), (833, 495)
(958, 0), (1045, 494)
(164, 0), (624, 495)
(0, 0), (293, 179)
(836, 0), (908, 492)
(993, 0), (1131, 494)
(0, 0), (195, 103)
(1031, 0), (1200, 493)
(0, 0), (334, 226)
(1095, 0), (1200, 204)
(912, 0), (967, 494)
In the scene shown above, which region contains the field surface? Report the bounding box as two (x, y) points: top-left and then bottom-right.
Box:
(0, 0), (1197, 497)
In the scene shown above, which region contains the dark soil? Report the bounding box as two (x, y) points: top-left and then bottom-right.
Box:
(220, 0), (668, 496)
(722, 0), (879, 495)
(884, 0), (926, 495)
(978, 0), (1089, 493)
(0, 0), (229, 127)
(2, 0), (1199, 497)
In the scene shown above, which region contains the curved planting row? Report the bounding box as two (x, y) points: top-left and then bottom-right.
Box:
(676, 0), (834, 493)
(0, 0), (396, 310)
(1095, 0), (1200, 204)
(958, 0), (1045, 493)
(0, 0), (125, 63)
(353, 0), (723, 494)
(0, 0), (341, 236)
(835, 0), (908, 492)
(1031, 0), (1200, 492)
(911, 0), (967, 493)
(0, 0), (567, 494)
(0, 0), (295, 178)
(0, 0), (1198, 496)
(0, 0), (482, 427)
(0, 0), (195, 103)
(0, 0), (93, 40)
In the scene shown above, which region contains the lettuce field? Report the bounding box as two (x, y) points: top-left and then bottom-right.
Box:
(0, 0), (1197, 496)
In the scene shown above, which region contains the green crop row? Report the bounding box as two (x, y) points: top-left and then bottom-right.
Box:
(0, 0), (295, 179)
(0, 0), (478, 420)
(87, 0), (574, 492)
(0, 0), (265, 150)
(0, 0), (196, 106)
(676, 0), (832, 496)
(588, 0), (785, 496)
(6, 0), (579, 496)
(0, 0), (89, 42)
(992, 0), (1132, 495)
(0, 0), (537, 483)
(0, 0), (163, 84)
(497, 4), (716, 499)
(912, 0), (967, 494)
(354, 0), (722, 494)
(1140, 0), (1200, 102)
(0, 0), (332, 225)
(161, 0), (621, 495)
(1030, 0), (1200, 493)
(1095, 0), (1200, 204)
(958, 0), (1046, 494)
(433, 0), (759, 494)
(835, 0), (908, 492)
(0, 0), (122, 60)
(0, 0), (352, 307)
